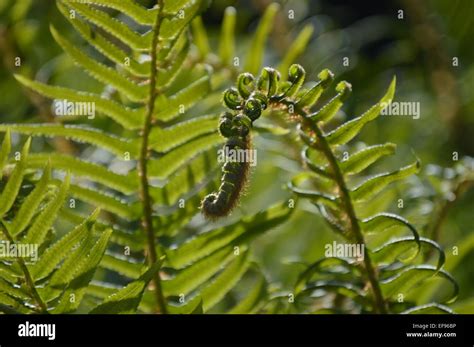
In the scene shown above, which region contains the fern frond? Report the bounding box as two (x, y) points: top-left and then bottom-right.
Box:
(372, 237), (445, 269)
(66, 183), (136, 219)
(52, 228), (113, 313)
(61, 0), (152, 50)
(166, 202), (292, 268)
(150, 149), (218, 207)
(381, 265), (458, 304)
(157, 39), (190, 88)
(65, 0), (156, 26)
(50, 25), (147, 102)
(0, 147), (110, 313)
(351, 160), (420, 202)
(149, 114), (218, 153)
(191, 16), (210, 58)
(57, 1), (150, 78)
(14, 75), (144, 129)
(31, 209), (100, 281)
(10, 163), (51, 236)
(154, 74), (211, 122)
(340, 143), (397, 175)
(159, 0), (209, 40)
(217, 63), (456, 313)
(100, 253), (143, 280)
(198, 250), (250, 312)
(0, 124), (138, 157)
(89, 260), (164, 314)
(23, 174), (70, 246)
(148, 133), (223, 179)
(0, 137), (30, 216)
(227, 271), (267, 314)
(162, 247), (234, 297)
(27, 153), (138, 194)
(0, 129), (11, 179)
(326, 77), (396, 146)
(2, 0), (287, 315)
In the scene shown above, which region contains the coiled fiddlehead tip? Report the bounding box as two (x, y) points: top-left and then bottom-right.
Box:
(237, 72), (255, 99)
(318, 68), (335, 87)
(288, 64), (306, 83)
(219, 112), (234, 137)
(243, 98), (263, 121)
(257, 67), (280, 97)
(279, 64), (306, 98)
(232, 114), (252, 136)
(250, 90), (268, 110)
(223, 87), (242, 110)
(336, 81), (352, 101)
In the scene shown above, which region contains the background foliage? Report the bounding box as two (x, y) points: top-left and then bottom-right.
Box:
(0, 0), (473, 314)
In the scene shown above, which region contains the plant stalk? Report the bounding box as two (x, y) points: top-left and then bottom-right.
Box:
(277, 101), (388, 313)
(138, 0), (167, 314)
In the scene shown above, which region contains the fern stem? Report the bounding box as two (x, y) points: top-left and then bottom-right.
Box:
(309, 122), (387, 313)
(278, 101), (388, 314)
(0, 224), (48, 313)
(138, 0), (167, 314)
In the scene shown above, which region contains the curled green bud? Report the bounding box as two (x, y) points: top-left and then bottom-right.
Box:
(223, 87), (242, 110)
(297, 69), (335, 108)
(288, 64), (306, 83)
(317, 68), (334, 88)
(257, 67), (280, 97)
(237, 72), (255, 99)
(335, 81), (352, 101)
(219, 118), (233, 137)
(233, 114), (252, 129)
(284, 64), (306, 98)
(220, 111), (234, 121)
(243, 98), (263, 121)
(250, 91), (268, 110)
(276, 81), (292, 98)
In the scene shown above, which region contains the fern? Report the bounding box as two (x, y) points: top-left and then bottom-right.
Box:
(0, 134), (111, 313)
(0, 1), (301, 314)
(0, 0), (460, 315)
(215, 63), (458, 313)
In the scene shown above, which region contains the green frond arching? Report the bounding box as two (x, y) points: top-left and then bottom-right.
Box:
(214, 63), (457, 313)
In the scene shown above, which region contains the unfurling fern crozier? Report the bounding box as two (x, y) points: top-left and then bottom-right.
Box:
(200, 72), (271, 218)
(201, 66), (307, 218)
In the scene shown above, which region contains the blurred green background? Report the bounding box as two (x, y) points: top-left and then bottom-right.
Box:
(1, 0), (473, 311)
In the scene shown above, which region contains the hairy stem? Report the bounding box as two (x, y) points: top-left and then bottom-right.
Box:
(138, 0), (167, 314)
(277, 101), (388, 313)
(0, 224), (48, 313)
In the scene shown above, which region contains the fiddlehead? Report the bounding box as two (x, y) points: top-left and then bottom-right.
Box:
(203, 63), (457, 315)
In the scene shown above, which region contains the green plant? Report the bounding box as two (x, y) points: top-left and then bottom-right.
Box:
(0, 133), (114, 313)
(211, 63), (458, 314)
(0, 0), (296, 314)
(0, 0), (461, 314)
